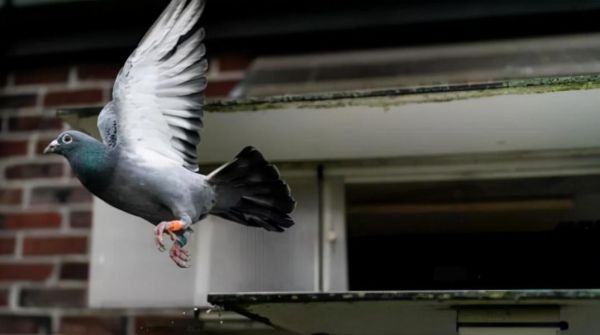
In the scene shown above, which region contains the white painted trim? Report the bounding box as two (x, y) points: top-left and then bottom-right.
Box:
(321, 177), (348, 292)
(325, 149), (600, 184)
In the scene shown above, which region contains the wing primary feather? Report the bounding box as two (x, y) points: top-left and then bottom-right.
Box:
(156, 0), (204, 61)
(168, 57), (207, 79)
(169, 125), (201, 143)
(157, 82), (207, 99)
(171, 138), (198, 159)
(163, 109), (204, 119)
(136, 0), (187, 58)
(163, 54), (206, 79)
(167, 116), (203, 130)
(162, 29), (205, 66)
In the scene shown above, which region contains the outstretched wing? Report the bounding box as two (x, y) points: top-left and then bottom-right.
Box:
(99, 0), (207, 171)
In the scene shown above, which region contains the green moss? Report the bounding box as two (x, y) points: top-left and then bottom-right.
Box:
(203, 74), (600, 113)
(56, 74), (600, 116)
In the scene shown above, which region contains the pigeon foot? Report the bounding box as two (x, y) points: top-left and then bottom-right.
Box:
(154, 220), (185, 252)
(170, 242), (191, 268)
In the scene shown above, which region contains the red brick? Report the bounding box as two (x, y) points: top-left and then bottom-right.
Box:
(23, 236), (87, 256)
(0, 289), (8, 306)
(44, 89), (103, 107)
(30, 186), (92, 205)
(59, 262), (89, 281)
(0, 263), (53, 281)
(60, 316), (125, 335)
(1, 212), (61, 229)
(0, 189), (22, 205)
(8, 116), (63, 131)
(0, 94), (38, 109)
(136, 316), (199, 335)
(0, 237), (15, 255)
(0, 316), (52, 334)
(14, 66), (69, 85)
(206, 80), (239, 97)
(77, 63), (121, 80)
(70, 211), (92, 228)
(217, 54), (254, 71)
(5, 163), (63, 179)
(0, 140), (28, 158)
(20, 288), (86, 308)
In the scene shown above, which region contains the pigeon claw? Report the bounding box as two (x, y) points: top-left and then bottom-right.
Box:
(170, 242), (191, 268)
(154, 220), (185, 252)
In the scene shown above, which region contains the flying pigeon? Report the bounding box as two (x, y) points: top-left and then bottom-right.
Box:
(43, 0), (296, 268)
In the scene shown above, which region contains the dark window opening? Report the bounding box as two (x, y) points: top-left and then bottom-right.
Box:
(346, 175), (600, 290)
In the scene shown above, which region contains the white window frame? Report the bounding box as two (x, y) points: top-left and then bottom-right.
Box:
(320, 148), (600, 292)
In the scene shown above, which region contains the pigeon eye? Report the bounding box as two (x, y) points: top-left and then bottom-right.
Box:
(62, 134), (73, 144)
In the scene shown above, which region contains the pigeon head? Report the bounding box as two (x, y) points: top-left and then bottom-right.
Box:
(43, 130), (97, 157)
(44, 130), (112, 191)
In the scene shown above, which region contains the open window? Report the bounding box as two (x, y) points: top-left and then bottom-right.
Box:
(346, 175), (600, 290)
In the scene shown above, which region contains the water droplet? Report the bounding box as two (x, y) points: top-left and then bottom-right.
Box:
(219, 320), (224, 325)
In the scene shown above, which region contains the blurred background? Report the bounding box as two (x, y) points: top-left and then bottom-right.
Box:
(4, 0), (600, 334)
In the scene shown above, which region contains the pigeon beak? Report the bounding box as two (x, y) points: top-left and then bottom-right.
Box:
(43, 140), (59, 154)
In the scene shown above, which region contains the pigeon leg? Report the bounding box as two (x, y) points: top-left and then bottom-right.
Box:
(154, 215), (194, 267)
(170, 232), (191, 268)
(154, 221), (174, 252)
(154, 219), (188, 252)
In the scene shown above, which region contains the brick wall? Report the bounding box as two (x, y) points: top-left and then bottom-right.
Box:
(0, 55), (252, 334)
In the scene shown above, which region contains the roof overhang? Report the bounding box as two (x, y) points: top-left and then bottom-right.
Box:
(58, 74), (600, 167)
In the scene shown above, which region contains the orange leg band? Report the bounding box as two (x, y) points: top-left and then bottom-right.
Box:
(168, 220), (185, 232)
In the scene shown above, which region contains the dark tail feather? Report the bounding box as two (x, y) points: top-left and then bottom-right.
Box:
(207, 146), (296, 232)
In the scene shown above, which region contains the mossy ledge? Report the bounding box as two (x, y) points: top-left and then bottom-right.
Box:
(209, 289), (600, 306)
(57, 74), (600, 116)
(206, 74), (600, 113)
